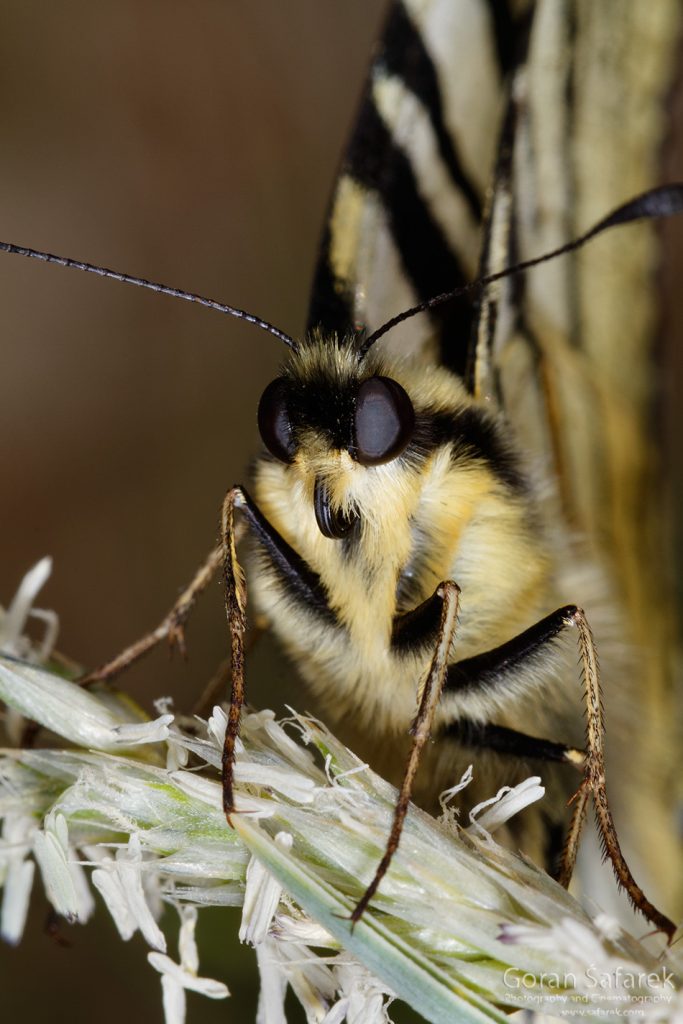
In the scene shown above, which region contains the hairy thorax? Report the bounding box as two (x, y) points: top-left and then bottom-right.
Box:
(249, 349), (553, 741)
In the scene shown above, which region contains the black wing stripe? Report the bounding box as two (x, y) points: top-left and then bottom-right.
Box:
(484, 0), (517, 75)
(380, 2), (482, 220)
(346, 100), (474, 373)
(306, 226), (356, 340)
(307, 0), (513, 365)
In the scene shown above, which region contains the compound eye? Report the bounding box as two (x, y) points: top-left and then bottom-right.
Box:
(257, 378), (294, 463)
(354, 376), (415, 466)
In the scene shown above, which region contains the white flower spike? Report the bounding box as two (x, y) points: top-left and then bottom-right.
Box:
(148, 907), (229, 1024)
(0, 814), (37, 944)
(468, 776), (546, 836)
(0, 598), (681, 1024)
(0, 558), (58, 744)
(0, 557), (57, 663)
(33, 811), (94, 923)
(240, 831), (294, 945)
(92, 834), (166, 950)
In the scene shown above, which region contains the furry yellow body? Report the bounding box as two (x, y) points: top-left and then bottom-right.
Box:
(249, 339), (581, 833)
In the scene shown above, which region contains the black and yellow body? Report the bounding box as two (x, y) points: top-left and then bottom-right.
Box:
(247, 332), (587, 861)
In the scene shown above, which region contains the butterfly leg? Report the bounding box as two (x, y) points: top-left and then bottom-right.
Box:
(565, 609), (674, 938)
(219, 485), (333, 820)
(445, 604), (675, 938)
(351, 580), (460, 924)
(220, 488), (246, 822)
(446, 719), (585, 771)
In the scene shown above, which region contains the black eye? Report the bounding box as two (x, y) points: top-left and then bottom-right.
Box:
(257, 378), (294, 463)
(353, 376), (415, 466)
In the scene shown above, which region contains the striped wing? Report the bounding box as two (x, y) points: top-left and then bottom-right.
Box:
(309, 0), (679, 572)
(307, 0), (682, 909)
(477, 1), (681, 706)
(477, 0), (682, 907)
(306, 0), (530, 371)
(310, 0), (680, 684)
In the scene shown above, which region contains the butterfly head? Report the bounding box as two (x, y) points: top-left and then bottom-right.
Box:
(257, 334), (416, 538)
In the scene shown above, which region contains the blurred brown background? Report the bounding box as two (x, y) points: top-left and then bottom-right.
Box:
(0, 4), (681, 1023)
(0, 3), (390, 1022)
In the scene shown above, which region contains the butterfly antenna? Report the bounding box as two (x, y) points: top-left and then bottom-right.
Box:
(359, 182), (683, 359)
(0, 240), (299, 352)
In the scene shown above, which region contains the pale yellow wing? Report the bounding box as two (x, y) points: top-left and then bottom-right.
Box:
(473, 0), (682, 910)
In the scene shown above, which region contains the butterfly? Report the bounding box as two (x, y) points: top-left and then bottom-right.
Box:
(227, 0), (683, 931)
(2, 0), (681, 954)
